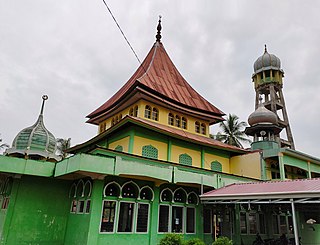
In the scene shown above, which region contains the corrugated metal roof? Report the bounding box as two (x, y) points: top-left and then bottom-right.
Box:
(68, 115), (247, 154)
(201, 178), (320, 199)
(130, 116), (246, 153)
(87, 41), (224, 122)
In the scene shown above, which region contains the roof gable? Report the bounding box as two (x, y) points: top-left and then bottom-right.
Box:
(87, 41), (224, 123)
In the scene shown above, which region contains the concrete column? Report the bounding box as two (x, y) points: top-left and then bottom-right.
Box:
(278, 153), (286, 180)
(86, 179), (104, 245)
(290, 199), (300, 245)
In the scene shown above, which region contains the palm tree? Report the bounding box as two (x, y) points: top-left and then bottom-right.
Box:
(56, 138), (71, 159)
(213, 114), (251, 148)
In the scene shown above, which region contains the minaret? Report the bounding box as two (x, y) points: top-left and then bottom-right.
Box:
(252, 45), (295, 149)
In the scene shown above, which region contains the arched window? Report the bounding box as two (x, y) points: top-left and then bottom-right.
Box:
(83, 180), (92, 198)
(168, 113), (174, 125)
(119, 114), (122, 120)
(160, 189), (173, 202)
(115, 145), (123, 152)
(115, 116), (119, 123)
(69, 183), (77, 198)
(211, 161), (222, 172)
(104, 182), (121, 197)
(140, 186), (154, 201)
(152, 108), (159, 121)
(111, 118), (115, 126)
(175, 115), (180, 127)
(129, 108), (134, 116)
(142, 145), (158, 159)
(187, 192), (199, 205)
(181, 117), (187, 129)
(134, 106), (138, 117)
(144, 105), (151, 119)
(201, 123), (206, 135)
(173, 188), (187, 203)
(76, 180), (84, 197)
(195, 121), (200, 133)
(179, 154), (192, 166)
(121, 182), (139, 198)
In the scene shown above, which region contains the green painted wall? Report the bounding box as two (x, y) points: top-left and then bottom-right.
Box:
(1, 175), (70, 245)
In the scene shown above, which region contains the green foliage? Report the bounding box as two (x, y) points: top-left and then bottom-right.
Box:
(159, 234), (184, 245)
(184, 238), (206, 245)
(212, 237), (233, 245)
(214, 114), (251, 148)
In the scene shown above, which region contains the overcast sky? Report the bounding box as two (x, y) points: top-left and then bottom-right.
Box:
(1, 1), (320, 156)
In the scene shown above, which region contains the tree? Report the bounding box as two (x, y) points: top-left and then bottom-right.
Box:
(0, 134), (9, 152)
(213, 114), (251, 148)
(56, 138), (71, 159)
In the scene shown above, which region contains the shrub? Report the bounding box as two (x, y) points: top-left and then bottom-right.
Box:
(159, 233), (184, 245)
(184, 238), (206, 245)
(212, 237), (233, 245)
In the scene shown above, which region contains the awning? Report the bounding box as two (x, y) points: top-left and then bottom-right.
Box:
(200, 178), (320, 204)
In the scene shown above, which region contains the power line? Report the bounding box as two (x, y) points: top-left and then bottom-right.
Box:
(101, 0), (143, 65)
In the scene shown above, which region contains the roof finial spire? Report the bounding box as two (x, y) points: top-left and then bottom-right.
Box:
(40, 95), (48, 115)
(264, 44), (267, 53)
(156, 15), (162, 42)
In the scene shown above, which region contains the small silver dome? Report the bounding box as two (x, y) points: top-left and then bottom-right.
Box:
(253, 46), (281, 74)
(5, 95), (61, 162)
(248, 104), (278, 126)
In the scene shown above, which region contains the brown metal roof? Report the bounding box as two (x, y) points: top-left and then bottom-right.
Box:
(87, 41), (224, 123)
(69, 115), (246, 154)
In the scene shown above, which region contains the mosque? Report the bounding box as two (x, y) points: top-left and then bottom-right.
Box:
(0, 19), (319, 245)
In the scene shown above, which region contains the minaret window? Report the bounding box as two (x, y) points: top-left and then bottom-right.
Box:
(181, 117), (187, 129)
(201, 123), (206, 135)
(152, 108), (159, 121)
(175, 115), (181, 127)
(195, 122), (200, 133)
(144, 105), (151, 119)
(168, 113), (174, 125)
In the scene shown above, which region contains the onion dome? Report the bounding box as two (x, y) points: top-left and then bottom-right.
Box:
(253, 45), (281, 74)
(5, 95), (60, 162)
(248, 103), (278, 126)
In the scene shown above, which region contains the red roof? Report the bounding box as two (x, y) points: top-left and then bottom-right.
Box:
(201, 178), (320, 200)
(87, 41), (224, 123)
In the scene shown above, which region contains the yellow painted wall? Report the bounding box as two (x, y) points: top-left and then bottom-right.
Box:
(98, 99), (210, 137)
(171, 145), (201, 168)
(139, 99), (210, 137)
(203, 153), (230, 173)
(133, 136), (168, 161)
(108, 136), (130, 153)
(230, 152), (261, 179)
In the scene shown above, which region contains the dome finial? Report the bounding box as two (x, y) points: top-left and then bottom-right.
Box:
(156, 15), (162, 42)
(264, 44), (267, 53)
(40, 95), (48, 115)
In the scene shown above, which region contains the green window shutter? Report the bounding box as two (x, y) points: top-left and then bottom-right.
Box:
(179, 154), (192, 166)
(115, 145), (123, 152)
(142, 145), (158, 159)
(211, 161), (222, 172)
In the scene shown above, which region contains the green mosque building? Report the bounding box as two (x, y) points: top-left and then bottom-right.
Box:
(1, 19), (320, 245)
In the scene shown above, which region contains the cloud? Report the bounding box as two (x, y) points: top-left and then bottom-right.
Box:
(1, 0), (320, 157)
